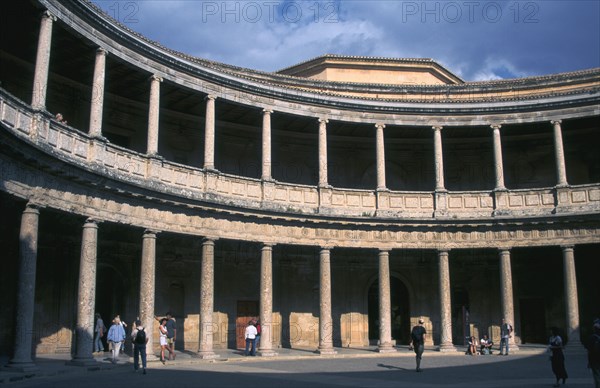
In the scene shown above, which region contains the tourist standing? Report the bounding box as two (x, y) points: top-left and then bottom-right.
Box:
(585, 319), (600, 388)
(131, 319), (148, 374)
(93, 313), (106, 353)
(548, 327), (568, 387)
(106, 316), (126, 363)
(499, 318), (513, 355)
(244, 321), (258, 356)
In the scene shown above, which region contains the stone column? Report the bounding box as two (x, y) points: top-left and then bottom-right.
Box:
(261, 109), (273, 180)
(88, 48), (107, 138)
(318, 118), (329, 187)
(491, 124), (506, 190)
(375, 123), (387, 191)
(139, 230), (157, 352)
(199, 238), (218, 359)
(31, 11), (56, 110)
(437, 249), (455, 351)
(318, 248), (336, 354)
(378, 250), (396, 352)
(433, 126), (446, 191)
(146, 75), (162, 155)
(499, 248), (519, 351)
(7, 204), (40, 372)
(552, 120), (568, 187)
(259, 244), (277, 356)
(562, 246), (582, 347)
(69, 219), (99, 366)
(203, 95), (217, 170)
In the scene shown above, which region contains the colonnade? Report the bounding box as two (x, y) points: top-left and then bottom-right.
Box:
(6, 202), (584, 369)
(30, 10), (571, 192)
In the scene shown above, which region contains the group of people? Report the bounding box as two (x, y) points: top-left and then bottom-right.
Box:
(465, 318), (513, 356)
(244, 319), (262, 356)
(93, 312), (177, 374)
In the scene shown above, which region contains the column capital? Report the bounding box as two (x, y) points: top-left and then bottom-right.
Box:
(432, 125), (443, 132)
(498, 247), (512, 253)
(205, 94), (217, 101)
(24, 202), (42, 212)
(318, 117), (329, 124)
(95, 47), (108, 56)
(202, 237), (217, 244)
(560, 245), (574, 251)
(261, 242), (275, 249)
(40, 9), (57, 22)
(437, 248), (450, 254)
(150, 74), (163, 83)
(551, 119), (562, 126)
(84, 217), (100, 226)
(378, 248), (390, 254)
(375, 123), (386, 129)
(262, 108), (273, 115)
(143, 229), (159, 238)
(319, 246), (333, 253)
(490, 124), (502, 130)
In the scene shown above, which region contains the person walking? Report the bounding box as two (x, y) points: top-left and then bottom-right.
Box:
(585, 319), (600, 388)
(499, 318), (513, 355)
(244, 320), (258, 356)
(131, 319), (148, 375)
(410, 318), (427, 372)
(93, 313), (106, 354)
(106, 316), (126, 364)
(158, 318), (168, 364)
(549, 327), (568, 387)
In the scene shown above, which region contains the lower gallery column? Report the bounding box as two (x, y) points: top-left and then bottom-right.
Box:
(8, 204), (40, 372)
(69, 219), (99, 365)
(437, 250), (455, 351)
(318, 248), (336, 354)
(378, 250), (396, 352)
(139, 230), (157, 355)
(259, 243), (277, 356)
(499, 248), (519, 351)
(199, 238), (218, 359)
(562, 245), (582, 347)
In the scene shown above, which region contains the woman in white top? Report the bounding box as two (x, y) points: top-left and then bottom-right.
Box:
(159, 318), (168, 363)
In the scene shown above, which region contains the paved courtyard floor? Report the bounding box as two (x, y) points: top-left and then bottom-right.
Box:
(1, 346), (594, 387)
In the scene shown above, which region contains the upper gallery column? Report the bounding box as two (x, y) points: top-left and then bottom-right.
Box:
(147, 75), (162, 155)
(204, 95), (217, 170)
(375, 123), (387, 191)
(7, 203), (40, 372)
(88, 48), (107, 138)
(31, 11), (56, 110)
(551, 120), (568, 187)
(199, 238), (218, 359)
(433, 126), (446, 191)
(378, 250), (396, 352)
(259, 243), (277, 356)
(261, 109), (273, 180)
(139, 230), (158, 351)
(70, 219), (99, 366)
(437, 249), (455, 351)
(491, 124), (506, 190)
(318, 118), (329, 187)
(499, 248), (519, 351)
(562, 246), (582, 347)
(318, 248), (336, 354)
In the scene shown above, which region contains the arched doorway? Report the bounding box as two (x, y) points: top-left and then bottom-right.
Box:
(368, 276), (410, 345)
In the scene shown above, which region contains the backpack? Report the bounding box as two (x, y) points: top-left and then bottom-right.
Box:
(134, 328), (146, 345)
(256, 324), (261, 335)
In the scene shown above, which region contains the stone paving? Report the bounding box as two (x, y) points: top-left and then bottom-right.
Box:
(1, 345), (594, 387)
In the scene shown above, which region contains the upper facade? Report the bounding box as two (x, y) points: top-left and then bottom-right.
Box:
(0, 0), (599, 249)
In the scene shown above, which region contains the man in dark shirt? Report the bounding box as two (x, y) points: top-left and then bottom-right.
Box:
(165, 312), (177, 360)
(410, 318), (427, 372)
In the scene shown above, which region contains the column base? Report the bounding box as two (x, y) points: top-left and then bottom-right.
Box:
(437, 343), (457, 352)
(198, 352), (219, 360)
(377, 344), (397, 353)
(5, 361), (39, 373)
(317, 347), (337, 355)
(66, 357), (97, 367)
(258, 349), (278, 357)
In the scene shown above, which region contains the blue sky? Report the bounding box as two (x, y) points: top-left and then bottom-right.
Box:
(91, 0), (600, 81)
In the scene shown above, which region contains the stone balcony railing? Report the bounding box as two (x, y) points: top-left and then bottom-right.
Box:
(1, 89), (599, 222)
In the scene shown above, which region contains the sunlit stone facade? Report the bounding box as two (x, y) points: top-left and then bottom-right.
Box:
(1, 0), (599, 368)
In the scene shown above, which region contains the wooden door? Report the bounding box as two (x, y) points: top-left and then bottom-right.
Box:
(236, 301), (258, 349)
